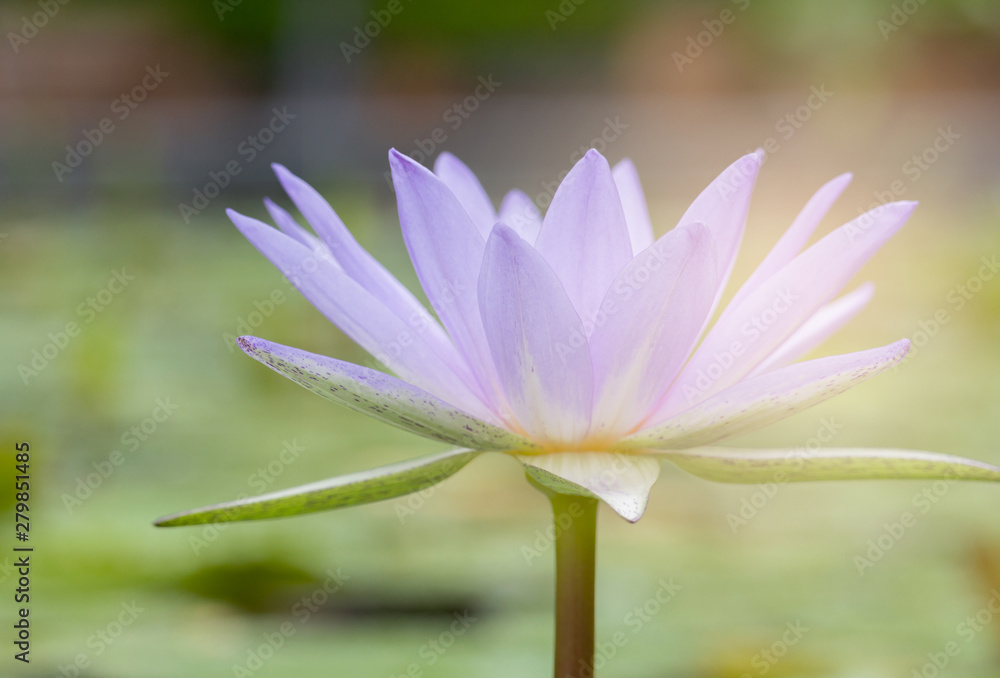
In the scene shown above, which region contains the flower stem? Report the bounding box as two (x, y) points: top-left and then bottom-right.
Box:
(550, 493), (598, 678)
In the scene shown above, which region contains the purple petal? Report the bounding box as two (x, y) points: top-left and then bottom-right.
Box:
(612, 158), (655, 254)
(389, 150), (503, 411)
(263, 197), (321, 249)
(621, 339), (909, 449)
(729, 172), (852, 309)
(657, 201), (917, 417)
(271, 165), (451, 354)
(677, 151), (763, 309)
(534, 149), (633, 322)
(752, 282), (875, 374)
(498, 189), (542, 245)
(227, 208), (490, 418)
(434, 152), (497, 238)
(238, 336), (537, 450)
(588, 222), (718, 437)
(479, 224), (593, 443)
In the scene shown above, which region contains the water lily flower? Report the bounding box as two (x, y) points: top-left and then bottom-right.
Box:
(158, 148), (1000, 528)
(157, 147), (1000, 678)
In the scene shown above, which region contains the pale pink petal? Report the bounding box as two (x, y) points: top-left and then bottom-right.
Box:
(389, 150), (504, 413)
(752, 282), (875, 375)
(498, 189), (542, 245)
(479, 224), (593, 443)
(728, 173), (852, 309)
(656, 201), (916, 419)
(620, 339), (909, 450)
(677, 151), (763, 310)
(227, 208), (491, 419)
(588, 223), (718, 438)
(534, 150), (633, 322)
(434, 152), (497, 238)
(612, 158), (655, 254)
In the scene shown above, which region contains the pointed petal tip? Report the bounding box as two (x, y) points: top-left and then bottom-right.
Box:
(388, 147), (409, 164)
(433, 150), (458, 171)
(389, 149), (425, 176)
(855, 280), (876, 299)
(582, 147), (611, 167)
(236, 335), (257, 353)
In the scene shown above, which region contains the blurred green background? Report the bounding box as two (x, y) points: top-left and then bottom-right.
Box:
(3, 0), (1000, 676)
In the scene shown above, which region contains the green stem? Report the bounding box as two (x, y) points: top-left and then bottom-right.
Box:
(550, 493), (598, 678)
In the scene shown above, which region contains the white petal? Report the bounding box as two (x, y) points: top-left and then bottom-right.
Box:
(752, 283), (875, 375)
(657, 201), (916, 417)
(622, 340), (909, 450)
(612, 158), (655, 254)
(518, 452), (660, 522)
(728, 173), (852, 309)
